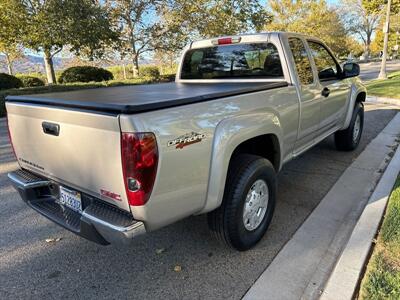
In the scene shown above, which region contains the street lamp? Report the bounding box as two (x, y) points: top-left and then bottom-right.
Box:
(378, 0), (392, 79)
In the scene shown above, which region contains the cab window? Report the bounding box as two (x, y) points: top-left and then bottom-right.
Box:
(181, 43), (284, 80)
(288, 38), (314, 85)
(308, 41), (339, 81)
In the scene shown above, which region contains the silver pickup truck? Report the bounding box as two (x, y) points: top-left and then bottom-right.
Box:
(6, 32), (366, 251)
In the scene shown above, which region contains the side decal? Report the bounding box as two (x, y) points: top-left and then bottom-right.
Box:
(167, 132), (206, 149)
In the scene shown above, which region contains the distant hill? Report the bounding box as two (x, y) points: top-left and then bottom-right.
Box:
(0, 53), (155, 76)
(0, 54), (69, 74)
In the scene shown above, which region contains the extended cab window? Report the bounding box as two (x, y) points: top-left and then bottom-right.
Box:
(181, 43), (284, 79)
(308, 41), (339, 81)
(288, 38), (314, 85)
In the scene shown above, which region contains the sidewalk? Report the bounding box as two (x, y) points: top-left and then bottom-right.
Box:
(244, 113), (400, 300)
(367, 96), (400, 106)
(321, 127), (400, 299)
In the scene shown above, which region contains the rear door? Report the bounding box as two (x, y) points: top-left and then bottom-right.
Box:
(6, 102), (130, 212)
(287, 37), (322, 153)
(306, 40), (349, 133)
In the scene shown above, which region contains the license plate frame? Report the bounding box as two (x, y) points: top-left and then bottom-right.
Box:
(59, 186), (82, 213)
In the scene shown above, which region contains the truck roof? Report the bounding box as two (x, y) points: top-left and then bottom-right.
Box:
(6, 82), (288, 114)
(189, 31), (320, 49)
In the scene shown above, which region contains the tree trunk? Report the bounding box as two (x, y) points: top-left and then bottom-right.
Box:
(132, 54), (139, 78)
(363, 43), (371, 58)
(44, 50), (56, 84)
(123, 63), (127, 80)
(5, 53), (13, 75)
(365, 33), (372, 59)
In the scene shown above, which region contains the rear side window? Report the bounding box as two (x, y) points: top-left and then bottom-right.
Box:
(308, 41), (339, 81)
(288, 38), (314, 85)
(181, 43), (284, 80)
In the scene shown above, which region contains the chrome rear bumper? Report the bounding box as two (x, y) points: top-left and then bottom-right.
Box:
(8, 169), (146, 245)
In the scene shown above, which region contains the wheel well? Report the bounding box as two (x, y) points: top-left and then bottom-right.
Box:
(356, 92), (366, 102)
(231, 134), (280, 171)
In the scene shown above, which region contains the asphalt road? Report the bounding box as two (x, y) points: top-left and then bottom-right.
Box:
(359, 60), (400, 81)
(0, 103), (398, 300)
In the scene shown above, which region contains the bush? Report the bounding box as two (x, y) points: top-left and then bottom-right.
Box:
(0, 73), (23, 90)
(159, 63), (178, 76)
(160, 74), (176, 82)
(107, 65), (129, 80)
(17, 75), (45, 87)
(22, 72), (47, 84)
(140, 66), (160, 79)
(59, 66), (114, 83)
(108, 64), (175, 80)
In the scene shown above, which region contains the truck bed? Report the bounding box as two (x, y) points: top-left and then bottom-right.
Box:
(6, 82), (288, 114)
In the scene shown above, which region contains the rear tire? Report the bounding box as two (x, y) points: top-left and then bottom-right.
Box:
(207, 154), (276, 251)
(334, 102), (364, 151)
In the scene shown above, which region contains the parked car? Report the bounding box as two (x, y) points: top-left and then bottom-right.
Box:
(6, 32), (366, 251)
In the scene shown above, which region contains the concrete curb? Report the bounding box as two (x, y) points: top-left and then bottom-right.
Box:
(366, 96), (400, 106)
(244, 113), (400, 300)
(321, 135), (400, 299)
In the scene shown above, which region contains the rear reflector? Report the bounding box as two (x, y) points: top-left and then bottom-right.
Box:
(121, 132), (158, 206)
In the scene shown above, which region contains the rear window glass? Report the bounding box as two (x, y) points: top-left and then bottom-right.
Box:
(181, 43), (284, 80)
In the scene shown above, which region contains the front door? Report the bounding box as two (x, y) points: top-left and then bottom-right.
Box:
(307, 40), (349, 133)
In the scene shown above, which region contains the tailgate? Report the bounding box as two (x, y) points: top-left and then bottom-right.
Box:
(6, 102), (130, 212)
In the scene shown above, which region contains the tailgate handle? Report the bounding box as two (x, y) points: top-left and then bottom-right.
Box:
(42, 122), (60, 136)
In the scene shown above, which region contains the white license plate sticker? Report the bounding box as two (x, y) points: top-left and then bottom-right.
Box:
(59, 186), (82, 213)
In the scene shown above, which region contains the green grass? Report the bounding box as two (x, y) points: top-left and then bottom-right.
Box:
(0, 77), (172, 117)
(366, 71), (400, 99)
(359, 176), (400, 299)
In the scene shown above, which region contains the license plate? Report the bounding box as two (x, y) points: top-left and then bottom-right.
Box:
(59, 186), (82, 213)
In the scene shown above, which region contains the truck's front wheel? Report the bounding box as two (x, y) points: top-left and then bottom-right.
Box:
(208, 154), (276, 251)
(334, 102), (364, 151)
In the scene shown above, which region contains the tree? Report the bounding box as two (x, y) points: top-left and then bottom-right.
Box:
(266, 0), (348, 56)
(339, 0), (381, 58)
(105, 0), (165, 77)
(368, 0), (400, 57)
(15, 0), (116, 84)
(344, 37), (364, 58)
(0, 43), (24, 75)
(0, 0), (27, 75)
(153, 0), (271, 69)
(162, 0), (271, 39)
(371, 14), (400, 57)
(362, 0), (400, 14)
(153, 49), (179, 74)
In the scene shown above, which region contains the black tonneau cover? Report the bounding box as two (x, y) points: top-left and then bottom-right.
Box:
(6, 82), (288, 114)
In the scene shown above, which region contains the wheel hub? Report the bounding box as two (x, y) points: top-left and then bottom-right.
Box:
(243, 179), (269, 231)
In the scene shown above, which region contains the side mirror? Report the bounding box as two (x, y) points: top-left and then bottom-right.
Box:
(342, 62), (360, 78)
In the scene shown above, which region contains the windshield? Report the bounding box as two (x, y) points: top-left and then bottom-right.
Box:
(181, 43), (284, 80)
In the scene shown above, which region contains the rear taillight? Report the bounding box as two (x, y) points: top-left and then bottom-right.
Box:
(121, 132), (158, 206)
(6, 115), (17, 160)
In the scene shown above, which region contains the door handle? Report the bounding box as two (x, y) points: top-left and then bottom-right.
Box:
(321, 87), (330, 97)
(42, 122), (60, 136)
